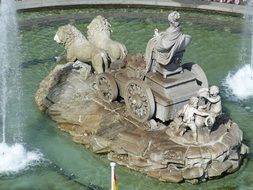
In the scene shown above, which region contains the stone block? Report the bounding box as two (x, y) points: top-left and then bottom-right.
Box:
(72, 61), (91, 80)
(182, 167), (204, 180)
(207, 160), (232, 177)
(90, 136), (112, 153)
(221, 132), (237, 148)
(160, 168), (183, 183)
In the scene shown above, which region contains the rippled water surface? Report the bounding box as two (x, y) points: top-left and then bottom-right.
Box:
(0, 8), (252, 190)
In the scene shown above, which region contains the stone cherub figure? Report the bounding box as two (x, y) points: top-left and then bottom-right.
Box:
(145, 11), (192, 74)
(205, 85), (222, 116)
(177, 96), (210, 142)
(175, 86), (222, 142)
(195, 85), (222, 128)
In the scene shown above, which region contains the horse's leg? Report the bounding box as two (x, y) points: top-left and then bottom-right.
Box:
(119, 43), (127, 60)
(67, 50), (77, 62)
(92, 54), (104, 74)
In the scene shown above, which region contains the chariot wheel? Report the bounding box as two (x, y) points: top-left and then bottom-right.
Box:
(124, 79), (155, 122)
(183, 63), (208, 88)
(96, 73), (118, 102)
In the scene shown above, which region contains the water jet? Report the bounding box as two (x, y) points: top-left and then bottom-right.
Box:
(0, 0), (42, 174)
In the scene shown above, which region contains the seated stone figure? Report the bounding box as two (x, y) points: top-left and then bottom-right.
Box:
(145, 11), (192, 76)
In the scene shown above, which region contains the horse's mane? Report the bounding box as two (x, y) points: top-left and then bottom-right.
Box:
(59, 24), (88, 48)
(87, 15), (112, 40)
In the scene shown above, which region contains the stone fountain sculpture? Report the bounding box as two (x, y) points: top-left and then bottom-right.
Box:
(171, 85), (222, 143)
(35, 12), (249, 183)
(95, 11), (208, 123)
(87, 15), (128, 64)
(145, 11), (192, 75)
(53, 24), (108, 74)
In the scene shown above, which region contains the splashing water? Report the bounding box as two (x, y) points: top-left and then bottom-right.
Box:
(224, 2), (253, 100)
(0, 143), (43, 174)
(225, 64), (253, 99)
(0, 0), (43, 174)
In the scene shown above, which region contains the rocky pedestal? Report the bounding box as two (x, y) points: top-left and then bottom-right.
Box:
(35, 61), (249, 183)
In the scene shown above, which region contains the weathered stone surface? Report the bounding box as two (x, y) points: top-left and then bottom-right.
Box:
(35, 63), (248, 183)
(240, 143), (249, 155)
(160, 167), (184, 183)
(182, 167), (204, 180)
(73, 61), (92, 80)
(207, 160), (233, 177)
(35, 62), (74, 111)
(90, 136), (112, 153)
(35, 61), (93, 112)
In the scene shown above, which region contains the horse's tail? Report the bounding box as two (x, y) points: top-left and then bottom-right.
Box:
(118, 43), (128, 60)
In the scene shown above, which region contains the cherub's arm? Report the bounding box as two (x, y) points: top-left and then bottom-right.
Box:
(194, 108), (209, 117)
(206, 96), (221, 104)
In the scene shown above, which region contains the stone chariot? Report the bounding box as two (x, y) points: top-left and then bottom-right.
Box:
(96, 11), (208, 123)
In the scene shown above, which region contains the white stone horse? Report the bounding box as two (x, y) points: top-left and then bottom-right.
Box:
(54, 24), (108, 74)
(87, 15), (128, 63)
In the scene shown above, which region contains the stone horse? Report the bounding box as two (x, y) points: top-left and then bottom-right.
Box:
(87, 15), (128, 63)
(54, 24), (108, 74)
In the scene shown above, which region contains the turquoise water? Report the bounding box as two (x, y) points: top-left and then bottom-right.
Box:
(0, 8), (252, 190)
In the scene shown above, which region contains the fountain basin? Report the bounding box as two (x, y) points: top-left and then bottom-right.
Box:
(1, 7), (252, 190)
(15, 0), (253, 15)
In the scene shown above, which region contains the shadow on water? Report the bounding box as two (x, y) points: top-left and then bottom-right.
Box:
(221, 104), (232, 117)
(21, 57), (55, 69)
(46, 161), (104, 190)
(0, 160), (104, 190)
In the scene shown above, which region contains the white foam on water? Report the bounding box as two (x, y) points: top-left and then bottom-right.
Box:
(0, 143), (43, 174)
(224, 64), (253, 99)
(224, 2), (253, 101)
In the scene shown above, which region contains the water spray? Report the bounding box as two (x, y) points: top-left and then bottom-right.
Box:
(0, 0), (43, 174)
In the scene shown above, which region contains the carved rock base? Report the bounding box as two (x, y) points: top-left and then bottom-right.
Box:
(35, 62), (249, 183)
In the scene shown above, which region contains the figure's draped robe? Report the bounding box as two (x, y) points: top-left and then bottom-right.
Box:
(145, 26), (187, 74)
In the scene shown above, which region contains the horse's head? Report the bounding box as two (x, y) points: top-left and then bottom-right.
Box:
(54, 24), (87, 48)
(87, 15), (112, 40)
